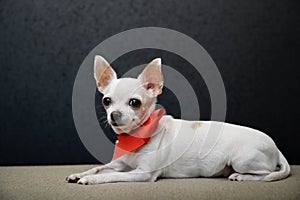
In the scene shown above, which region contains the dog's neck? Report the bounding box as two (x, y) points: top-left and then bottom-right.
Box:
(112, 109), (166, 160)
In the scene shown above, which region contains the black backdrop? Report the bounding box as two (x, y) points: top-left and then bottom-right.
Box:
(0, 0), (299, 165)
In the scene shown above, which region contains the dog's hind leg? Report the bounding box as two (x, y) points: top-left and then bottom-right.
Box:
(228, 172), (267, 181)
(228, 149), (277, 181)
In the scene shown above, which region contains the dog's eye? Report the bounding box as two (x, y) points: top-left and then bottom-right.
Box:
(129, 98), (141, 108)
(102, 97), (112, 106)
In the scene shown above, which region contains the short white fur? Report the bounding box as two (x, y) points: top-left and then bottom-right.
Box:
(66, 55), (290, 184)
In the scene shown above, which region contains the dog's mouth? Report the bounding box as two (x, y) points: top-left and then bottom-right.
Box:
(111, 122), (127, 127)
(109, 118), (142, 133)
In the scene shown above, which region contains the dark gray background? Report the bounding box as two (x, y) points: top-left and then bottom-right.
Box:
(0, 0), (299, 165)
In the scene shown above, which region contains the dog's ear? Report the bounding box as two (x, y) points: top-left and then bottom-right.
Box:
(138, 58), (163, 97)
(94, 55), (117, 93)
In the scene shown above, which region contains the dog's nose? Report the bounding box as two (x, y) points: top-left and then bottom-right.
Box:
(111, 111), (122, 122)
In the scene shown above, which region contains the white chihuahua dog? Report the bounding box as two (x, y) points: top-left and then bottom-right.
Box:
(66, 56), (290, 185)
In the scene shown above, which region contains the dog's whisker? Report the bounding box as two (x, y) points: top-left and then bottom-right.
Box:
(104, 121), (110, 128)
(98, 117), (107, 123)
(98, 115), (107, 120)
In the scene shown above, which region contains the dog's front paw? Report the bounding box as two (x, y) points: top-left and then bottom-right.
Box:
(77, 175), (101, 185)
(66, 173), (84, 183)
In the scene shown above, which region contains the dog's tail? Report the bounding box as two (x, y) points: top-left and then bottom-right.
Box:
(263, 150), (290, 181)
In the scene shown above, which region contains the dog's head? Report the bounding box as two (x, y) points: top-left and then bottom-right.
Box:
(94, 55), (164, 134)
